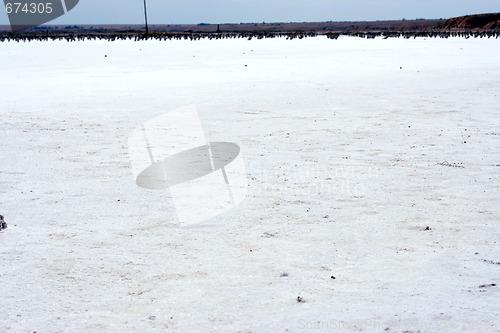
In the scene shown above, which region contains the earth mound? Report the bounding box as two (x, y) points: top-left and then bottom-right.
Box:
(440, 13), (500, 30)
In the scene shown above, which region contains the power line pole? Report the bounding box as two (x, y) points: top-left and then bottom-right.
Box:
(143, 0), (149, 35)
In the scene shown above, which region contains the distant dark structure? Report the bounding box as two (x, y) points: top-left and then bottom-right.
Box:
(0, 215), (6, 230)
(143, 0), (149, 35)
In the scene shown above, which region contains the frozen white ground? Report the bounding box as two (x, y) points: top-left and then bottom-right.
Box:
(0, 36), (499, 332)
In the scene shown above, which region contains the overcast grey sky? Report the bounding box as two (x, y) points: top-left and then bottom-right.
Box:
(1, 0), (499, 25)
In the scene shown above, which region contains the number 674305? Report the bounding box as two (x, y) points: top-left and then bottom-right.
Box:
(5, 2), (53, 14)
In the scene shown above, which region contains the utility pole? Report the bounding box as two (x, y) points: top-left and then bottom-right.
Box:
(143, 0), (149, 35)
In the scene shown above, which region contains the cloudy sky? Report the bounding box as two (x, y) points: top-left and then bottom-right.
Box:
(1, 0), (499, 25)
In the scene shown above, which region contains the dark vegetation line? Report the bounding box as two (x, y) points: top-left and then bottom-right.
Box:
(0, 30), (499, 42)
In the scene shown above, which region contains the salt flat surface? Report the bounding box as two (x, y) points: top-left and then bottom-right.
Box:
(0, 36), (499, 332)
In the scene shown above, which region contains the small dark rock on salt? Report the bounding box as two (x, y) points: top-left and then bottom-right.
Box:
(478, 283), (496, 288)
(0, 215), (7, 230)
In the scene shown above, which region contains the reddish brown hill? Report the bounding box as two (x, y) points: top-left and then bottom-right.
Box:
(440, 13), (500, 30)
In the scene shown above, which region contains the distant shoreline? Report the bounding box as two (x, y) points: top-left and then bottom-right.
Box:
(1, 13), (498, 42)
(1, 18), (446, 34)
